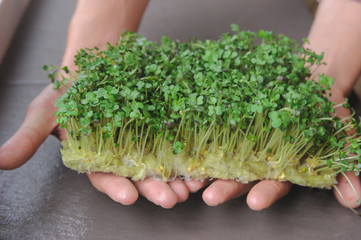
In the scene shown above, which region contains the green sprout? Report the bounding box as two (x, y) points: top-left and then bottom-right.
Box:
(53, 26), (361, 190)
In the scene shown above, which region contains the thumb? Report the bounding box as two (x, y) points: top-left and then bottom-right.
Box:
(0, 85), (62, 169)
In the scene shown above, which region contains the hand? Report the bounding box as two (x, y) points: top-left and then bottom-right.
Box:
(87, 172), (292, 209)
(202, 179), (292, 210)
(331, 92), (361, 209)
(305, 0), (361, 210)
(0, 84), (206, 208)
(88, 173), (206, 208)
(334, 172), (361, 209)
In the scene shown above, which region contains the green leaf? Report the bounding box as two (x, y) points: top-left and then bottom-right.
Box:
(269, 111), (282, 128)
(137, 81), (145, 89)
(130, 111), (140, 119)
(197, 96), (204, 105)
(208, 97), (217, 105)
(123, 106), (131, 117)
(258, 30), (272, 41)
(171, 141), (185, 154)
(250, 104), (263, 113)
(231, 24), (239, 32)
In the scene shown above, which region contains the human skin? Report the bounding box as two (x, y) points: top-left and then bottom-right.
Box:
(0, 0), (360, 209)
(306, 0), (361, 208)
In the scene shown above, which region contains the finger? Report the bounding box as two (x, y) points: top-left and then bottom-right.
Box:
(135, 178), (178, 208)
(87, 172), (138, 205)
(0, 85), (60, 169)
(202, 179), (254, 206)
(184, 178), (209, 193)
(246, 180), (292, 211)
(51, 126), (67, 141)
(333, 172), (361, 209)
(168, 178), (189, 203)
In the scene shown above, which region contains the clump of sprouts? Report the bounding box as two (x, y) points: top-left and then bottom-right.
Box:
(51, 25), (361, 190)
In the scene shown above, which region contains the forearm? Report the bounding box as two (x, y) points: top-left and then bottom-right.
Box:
(61, 0), (149, 71)
(307, 0), (361, 101)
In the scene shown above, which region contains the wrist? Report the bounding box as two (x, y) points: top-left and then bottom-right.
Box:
(60, 0), (149, 71)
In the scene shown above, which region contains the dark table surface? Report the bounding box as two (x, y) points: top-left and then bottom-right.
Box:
(1, 0), (361, 239)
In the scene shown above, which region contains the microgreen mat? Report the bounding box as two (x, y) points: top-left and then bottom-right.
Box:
(49, 25), (361, 188)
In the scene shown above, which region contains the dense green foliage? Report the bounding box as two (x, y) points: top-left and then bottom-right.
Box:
(50, 25), (361, 187)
